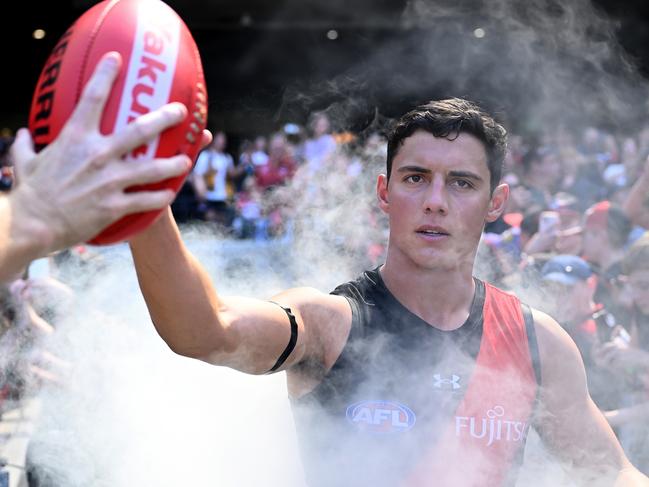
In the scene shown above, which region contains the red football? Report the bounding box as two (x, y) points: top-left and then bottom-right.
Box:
(28, 0), (208, 245)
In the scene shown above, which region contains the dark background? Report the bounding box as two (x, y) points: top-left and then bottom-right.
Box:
(3, 0), (649, 139)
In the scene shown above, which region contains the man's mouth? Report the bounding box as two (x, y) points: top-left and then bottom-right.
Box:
(416, 226), (449, 236)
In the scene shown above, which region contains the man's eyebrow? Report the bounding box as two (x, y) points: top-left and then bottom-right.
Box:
(396, 165), (431, 174)
(396, 166), (484, 182)
(449, 170), (483, 182)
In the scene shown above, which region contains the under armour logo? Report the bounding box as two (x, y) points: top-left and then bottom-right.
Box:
(433, 373), (461, 390)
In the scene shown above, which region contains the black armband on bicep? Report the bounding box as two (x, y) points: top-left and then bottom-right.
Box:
(266, 302), (299, 374)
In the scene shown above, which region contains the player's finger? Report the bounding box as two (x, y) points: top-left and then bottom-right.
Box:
(117, 155), (191, 188)
(201, 129), (212, 149)
(119, 189), (177, 216)
(68, 52), (122, 129)
(108, 102), (187, 155)
(9, 128), (37, 180)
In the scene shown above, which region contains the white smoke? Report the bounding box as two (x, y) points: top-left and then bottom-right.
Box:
(25, 240), (307, 487)
(12, 0), (649, 485)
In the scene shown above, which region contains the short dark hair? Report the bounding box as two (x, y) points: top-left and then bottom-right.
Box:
(386, 98), (507, 193)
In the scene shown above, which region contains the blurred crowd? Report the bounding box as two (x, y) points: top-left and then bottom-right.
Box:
(1, 110), (649, 474)
(479, 124), (649, 473)
(169, 112), (371, 241)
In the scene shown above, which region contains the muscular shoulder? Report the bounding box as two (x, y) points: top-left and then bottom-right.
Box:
(270, 286), (351, 334)
(272, 287), (352, 362)
(272, 286), (349, 316)
(532, 309), (583, 364)
(531, 308), (589, 405)
(273, 287), (353, 397)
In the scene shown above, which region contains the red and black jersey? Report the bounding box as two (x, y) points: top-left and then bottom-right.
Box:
(290, 268), (541, 487)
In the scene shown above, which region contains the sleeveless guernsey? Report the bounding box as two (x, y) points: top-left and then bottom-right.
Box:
(290, 268), (541, 487)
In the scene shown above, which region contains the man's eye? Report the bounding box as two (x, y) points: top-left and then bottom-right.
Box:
(452, 179), (473, 189)
(405, 175), (423, 183)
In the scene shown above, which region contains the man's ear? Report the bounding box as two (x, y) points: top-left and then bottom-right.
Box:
(377, 174), (389, 213)
(485, 183), (509, 223)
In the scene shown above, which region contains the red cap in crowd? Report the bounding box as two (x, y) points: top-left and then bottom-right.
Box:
(583, 200), (633, 249)
(583, 201), (612, 231)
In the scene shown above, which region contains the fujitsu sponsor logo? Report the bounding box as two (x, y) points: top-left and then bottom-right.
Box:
(115, 0), (181, 159)
(455, 406), (529, 447)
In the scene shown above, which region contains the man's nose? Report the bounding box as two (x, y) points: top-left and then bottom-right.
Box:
(422, 176), (448, 215)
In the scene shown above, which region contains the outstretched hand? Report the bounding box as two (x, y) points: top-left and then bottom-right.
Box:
(9, 51), (210, 253)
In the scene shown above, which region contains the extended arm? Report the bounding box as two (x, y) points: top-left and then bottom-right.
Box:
(533, 310), (649, 486)
(128, 208), (350, 375)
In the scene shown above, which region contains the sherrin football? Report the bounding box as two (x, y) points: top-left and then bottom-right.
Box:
(28, 0), (208, 245)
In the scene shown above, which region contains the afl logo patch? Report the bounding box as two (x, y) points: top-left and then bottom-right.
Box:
(346, 400), (416, 434)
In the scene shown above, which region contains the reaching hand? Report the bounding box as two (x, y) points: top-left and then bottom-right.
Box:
(9, 51), (197, 252)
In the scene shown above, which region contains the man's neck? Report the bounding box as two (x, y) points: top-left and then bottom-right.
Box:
(380, 255), (476, 331)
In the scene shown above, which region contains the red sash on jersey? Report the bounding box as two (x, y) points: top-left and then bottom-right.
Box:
(402, 284), (538, 486)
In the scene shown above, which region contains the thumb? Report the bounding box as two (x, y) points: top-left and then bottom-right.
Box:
(10, 128), (37, 182)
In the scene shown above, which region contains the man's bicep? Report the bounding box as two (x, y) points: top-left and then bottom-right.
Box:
(532, 310), (631, 481)
(204, 296), (305, 374)
(204, 289), (348, 376)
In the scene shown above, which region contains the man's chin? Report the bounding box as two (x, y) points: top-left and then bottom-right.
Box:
(410, 254), (463, 272)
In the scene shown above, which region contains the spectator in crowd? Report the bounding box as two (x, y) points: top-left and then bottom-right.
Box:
(581, 201), (634, 326)
(232, 177), (265, 240)
(0, 274), (71, 415)
(254, 133), (296, 192)
(571, 160), (609, 211)
(578, 127), (615, 163)
(540, 254), (627, 410)
(519, 145), (562, 210)
(303, 111), (337, 173)
(282, 123), (306, 163)
(251, 135), (269, 167)
(602, 137), (635, 194)
(541, 255), (596, 354)
(231, 139), (255, 194)
(553, 206), (584, 256)
(192, 132), (240, 228)
(501, 171), (535, 216)
(595, 234), (649, 473)
(521, 207), (582, 258)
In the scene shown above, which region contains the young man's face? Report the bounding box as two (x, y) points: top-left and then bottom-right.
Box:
(377, 130), (507, 271)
